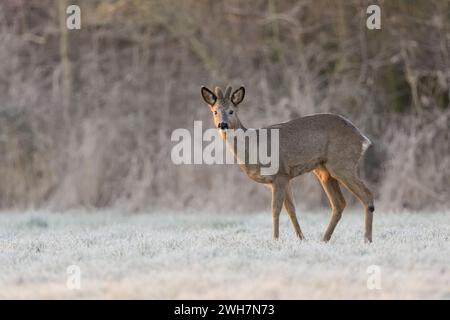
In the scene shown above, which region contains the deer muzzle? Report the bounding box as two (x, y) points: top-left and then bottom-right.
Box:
(218, 122), (229, 130)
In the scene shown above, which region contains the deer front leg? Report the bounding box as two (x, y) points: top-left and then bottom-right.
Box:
(271, 177), (288, 240)
(284, 183), (305, 240)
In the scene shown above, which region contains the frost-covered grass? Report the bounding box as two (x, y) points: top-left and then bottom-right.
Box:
(0, 209), (449, 299)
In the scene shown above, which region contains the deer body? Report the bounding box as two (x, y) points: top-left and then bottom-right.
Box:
(201, 85), (375, 242)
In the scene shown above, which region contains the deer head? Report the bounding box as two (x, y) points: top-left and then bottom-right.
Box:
(201, 85), (245, 131)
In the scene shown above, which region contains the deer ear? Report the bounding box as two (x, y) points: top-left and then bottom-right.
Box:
(231, 86), (245, 105)
(201, 86), (217, 105)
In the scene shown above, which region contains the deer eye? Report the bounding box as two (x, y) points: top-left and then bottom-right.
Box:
(229, 110), (234, 115)
(214, 111), (218, 115)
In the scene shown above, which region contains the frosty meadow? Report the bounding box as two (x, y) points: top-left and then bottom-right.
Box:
(2, 210), (449, 299)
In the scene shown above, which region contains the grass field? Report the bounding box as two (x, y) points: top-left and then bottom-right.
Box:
(0, 209), (449, 299)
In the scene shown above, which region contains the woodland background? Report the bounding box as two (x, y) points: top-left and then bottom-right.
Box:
(0, 0), (449, 212)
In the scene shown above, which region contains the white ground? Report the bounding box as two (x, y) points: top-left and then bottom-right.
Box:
(0, 209), (449, 299)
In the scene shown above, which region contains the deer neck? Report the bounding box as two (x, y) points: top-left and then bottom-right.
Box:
(235, 118), (247, 131)
(221, 118), (249, 163)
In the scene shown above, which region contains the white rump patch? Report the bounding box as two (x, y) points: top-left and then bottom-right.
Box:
(361, 135), (372, 155)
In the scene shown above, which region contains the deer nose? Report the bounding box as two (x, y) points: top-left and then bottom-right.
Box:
(218, 122), (228, 130)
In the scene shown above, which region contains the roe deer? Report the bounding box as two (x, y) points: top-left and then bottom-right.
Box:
(200, 85), (375, 242)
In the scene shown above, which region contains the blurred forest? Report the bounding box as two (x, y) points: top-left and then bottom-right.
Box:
(0, 0), (448, 212)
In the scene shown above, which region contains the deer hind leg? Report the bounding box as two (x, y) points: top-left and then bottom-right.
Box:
(271, 177), (288, 240)
(314, 166), (346, 242)
(327, 167), (374, 243)
(283, 182), (305, 240)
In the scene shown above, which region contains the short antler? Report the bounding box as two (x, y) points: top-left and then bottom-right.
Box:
(214, 87), (224, 101)
(224, 86), (233, 101)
